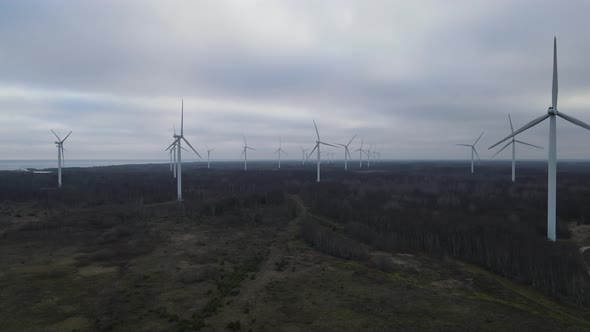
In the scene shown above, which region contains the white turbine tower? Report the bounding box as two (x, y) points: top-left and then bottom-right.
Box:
(206, 145), (214, 169)
(165, 100), (202, 201)
(307, 120), (338, 182)
(457, 131), (484, 174)
(275, 137), (287, 169)
(51, 129), (72, 188)
(354, 138), (365, 168)
(491, 114), (543, 182)
(300, 146), (309, 166)
(241, 136), (255, 171)
(489, 37), (590, 241)
(337, 135), (357, 171)
(365, 144), (372, 167)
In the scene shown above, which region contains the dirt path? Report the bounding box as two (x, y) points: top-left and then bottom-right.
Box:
(206, 195), (308, 330)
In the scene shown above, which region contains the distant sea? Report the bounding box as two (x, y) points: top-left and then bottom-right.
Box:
(0, 160), (169, 171)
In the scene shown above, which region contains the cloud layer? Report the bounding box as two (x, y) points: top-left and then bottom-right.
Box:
(2, 0), (590, 160)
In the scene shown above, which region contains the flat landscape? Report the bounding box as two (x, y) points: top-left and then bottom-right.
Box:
(1, 161), (590, 331)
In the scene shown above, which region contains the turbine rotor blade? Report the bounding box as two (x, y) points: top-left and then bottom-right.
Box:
(553, 37), (558, 109)
(61, 131), (72, 143)
(320, 141), (339, 148)
(473, 147), (481, 161)
(313, 120), (320, 140)
(508, 114), (514, 133)
(183, 137), (202, 158)
(165, 138), (179, 151)
(489, 113), (550, 149)
(473, 131), (485, 146)
(491, 141), (512, 158)
(557, 112), (590, 131)
(307, 144), (318, 160)
(515, 140), (543, 149)
(181, 99), (184, 136)
(347, 134), (357, 146)
(456, 144), (472, 147)
(50, 129), (61, 141)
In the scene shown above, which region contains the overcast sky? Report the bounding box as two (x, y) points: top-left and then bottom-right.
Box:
(2, 0), (590, 161)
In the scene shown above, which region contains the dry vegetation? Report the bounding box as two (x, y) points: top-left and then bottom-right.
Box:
(1, 161), (590, 331)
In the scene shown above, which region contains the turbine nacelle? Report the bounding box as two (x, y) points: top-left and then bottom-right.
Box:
(548, 106), (558, 115)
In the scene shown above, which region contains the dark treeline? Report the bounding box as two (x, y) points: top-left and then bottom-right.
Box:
(299, 168), (590, 306)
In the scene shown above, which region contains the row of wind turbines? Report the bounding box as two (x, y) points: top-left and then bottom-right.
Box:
(49, 38), (590, 243)
(162, 101), (382, 200)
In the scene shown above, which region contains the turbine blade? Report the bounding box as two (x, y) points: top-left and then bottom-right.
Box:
(181, 99), (184, 136)
(552, 37), (558, 109)
(456, 144), (472, 147)
(240, 148), (245, 157)
(62, 131), (72, 143)
(165, 138), (179, 151)
(491, 141), (512, 158)
(320, 142), (340, 148)
(515, 140), (543, 149)
(183, 137), (202, 159)
(50, 129), (61, 141)
(243, 135), (247, 146)
(508, 114), (514, 133)
(558, 112), (590, 131)
(307, 144), (318, 160)
(313, 120), (320, 140)
(473, 131), (485, 146)
(488, 113), (550, 149)
(247, 147), (256, 150)
(181, 147), (189, 152)
(473, 147), (481, 161)
(347, 134), (357, 146)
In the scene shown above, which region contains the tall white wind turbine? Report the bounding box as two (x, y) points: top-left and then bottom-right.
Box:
(51, 129), (72, 188)
(275, 137), (287, 169)
(307, 120), (339, 182)
(457, 131), (484, 174)
(489, 37), (590, 241)
(300, 146), (309, 166)
(241, 135), (255, 171)
(206, 145), (214, 169)
(165, 100), (202, 201)
(354, 138), (365, 168)
(337, 135), (357, 171)
(491, 114), (543, 182)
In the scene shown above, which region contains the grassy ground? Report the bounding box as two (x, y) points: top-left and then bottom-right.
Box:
(1, 197), (590, 331)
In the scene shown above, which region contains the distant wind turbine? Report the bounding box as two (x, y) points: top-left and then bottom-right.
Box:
(457, 131), (484, 174)
(206, 145), (214, 169)
(491, 114), (543, 182)
(337, 135), (357, 171)
(489, 37), (590, 241)
(275, 137), (287, 169)
(165, 99), (202, 201)
(241, 135), (255, 171)
(354, 137), (365, 168)
(300, 146), (309, 166)
(50, 129), (72, 188)
(307, 120), (339, 182)
(365, 144), (372, 168)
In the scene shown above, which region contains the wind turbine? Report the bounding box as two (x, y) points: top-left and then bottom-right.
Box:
(206, 145), (214, 169)
(50, 129), (72, 188)
(165, 99), (202, 201)
(300, 146), (309, 166)
(491, 114), (543, 182)
(457, 131), (484, 174)
(241, 135), (255, 171)
(365, 144), (372, 168)
(337, 135), (357, 171)
(275, 137), (287, 169)
(489, 37), (590, 241)
(354, 137), (365, 168)
(307, 120), (339, 182)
